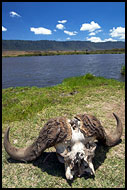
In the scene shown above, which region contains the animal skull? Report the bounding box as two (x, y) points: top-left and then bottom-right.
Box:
(64, 143), (97, 180)
(3, 113), (123, 180)
(55, 118), (97, 179)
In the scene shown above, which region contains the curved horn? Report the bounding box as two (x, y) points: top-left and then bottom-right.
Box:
(75, 113), (123, 147)
(4, 127), (39, 161)
(4, 117), (70, 162)
(104, 113), (123, 146)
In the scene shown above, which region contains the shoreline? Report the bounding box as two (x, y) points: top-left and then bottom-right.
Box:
(2, 48), (125, 57)
(2, 73), (125, 123)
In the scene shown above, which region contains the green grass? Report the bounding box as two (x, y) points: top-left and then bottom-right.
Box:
(2, 74), (125, 188)
(121, 65), (125, 75)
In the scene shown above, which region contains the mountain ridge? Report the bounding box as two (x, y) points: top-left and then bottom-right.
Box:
(2, 40), (125, 51)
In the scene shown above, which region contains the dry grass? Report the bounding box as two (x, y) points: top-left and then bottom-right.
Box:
(2, 48), (125, 57)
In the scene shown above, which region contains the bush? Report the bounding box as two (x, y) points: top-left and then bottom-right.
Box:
(84, 73), (95, 80)
(121, 65), (125, 75)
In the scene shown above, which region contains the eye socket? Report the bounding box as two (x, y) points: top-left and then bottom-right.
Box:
(80, 153), (84, 157)
(86, 143), (90, 149)
(87, 155), (91, 160)
(67, 146), (71, 152)
(85, 142), (97, 149)
(83, 160), (89, 168)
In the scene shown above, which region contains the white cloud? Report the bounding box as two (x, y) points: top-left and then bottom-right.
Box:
(58, 20), (67, 24)
(10, 11), (21, 17)
(30, 27), (52, 35)
(54, 29), (57, 32)
(89, 32), (96, 36)
(89, 29), (102, 36)
(2, 26), (7, 32)
(66, 37), (71, 40)
(104, 38), (117, 42)
(96, 29), (102, 33)
(56, 24), (65, 30)
(86, 36), (102, 42)
(64, 30), (77, 36)
(109, 27), (125, 40)
(80, 21), (101, 32)
(86, 36), (117, 43)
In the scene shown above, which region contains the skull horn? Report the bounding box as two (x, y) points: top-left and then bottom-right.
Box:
(3, 117), (71, 162)
(104, 113), (123, 146)
(4, 127), (44, 162)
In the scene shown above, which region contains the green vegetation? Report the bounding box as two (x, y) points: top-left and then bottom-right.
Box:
(2, 74), (125, 188)
(89, 48), (125, 54)
(121, 65), (125, 75)
(2, 48), (125, 57)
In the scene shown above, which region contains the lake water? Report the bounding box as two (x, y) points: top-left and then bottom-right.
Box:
(2, 54), (125, 89)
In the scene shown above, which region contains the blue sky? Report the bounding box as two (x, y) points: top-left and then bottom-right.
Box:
(2, 2), (125, 42)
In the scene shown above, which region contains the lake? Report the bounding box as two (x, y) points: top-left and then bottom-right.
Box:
(2, 54), (125, 89)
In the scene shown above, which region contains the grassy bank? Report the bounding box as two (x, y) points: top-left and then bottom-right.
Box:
(121, 65), (125, 75)
(2, 74), (125, 188)
(2, 48), (125, 57)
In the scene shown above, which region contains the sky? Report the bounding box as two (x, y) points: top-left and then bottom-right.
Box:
(2, 2), (125, 42)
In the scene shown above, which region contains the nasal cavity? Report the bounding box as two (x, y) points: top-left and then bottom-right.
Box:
(84, 160), (89, 168)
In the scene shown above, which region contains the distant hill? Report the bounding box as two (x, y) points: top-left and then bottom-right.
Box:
(2, 40), (125, 51)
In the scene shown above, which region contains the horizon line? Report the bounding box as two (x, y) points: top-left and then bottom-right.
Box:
(2, 39), (125, 43)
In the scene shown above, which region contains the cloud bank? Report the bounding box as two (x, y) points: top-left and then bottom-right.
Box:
(86, 36), (117, 42)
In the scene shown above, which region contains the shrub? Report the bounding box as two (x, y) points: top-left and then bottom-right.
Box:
(121, 65), (125, 75)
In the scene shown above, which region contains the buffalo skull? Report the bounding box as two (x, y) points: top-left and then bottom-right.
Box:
(4, 113), (123, 180)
